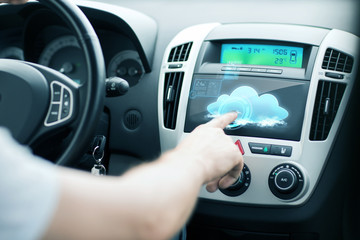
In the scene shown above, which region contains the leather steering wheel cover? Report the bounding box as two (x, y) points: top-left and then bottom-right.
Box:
(39, 0), (105, 166)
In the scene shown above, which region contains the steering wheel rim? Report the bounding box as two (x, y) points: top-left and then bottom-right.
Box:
(38, 0), (105, 166)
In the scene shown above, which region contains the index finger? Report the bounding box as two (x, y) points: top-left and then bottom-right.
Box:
(204, 112), (238, 129)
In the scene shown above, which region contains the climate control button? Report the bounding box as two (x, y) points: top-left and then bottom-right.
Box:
(269, 163), (304, 200)
(220, 164), (251, 197)
(274, 168), (298, 193)
(227, 171), (245, 190)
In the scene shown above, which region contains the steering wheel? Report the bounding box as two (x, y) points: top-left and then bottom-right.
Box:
(0, 0), (105, 166)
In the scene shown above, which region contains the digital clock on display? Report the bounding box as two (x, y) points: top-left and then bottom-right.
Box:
(221, 44), (304, 68)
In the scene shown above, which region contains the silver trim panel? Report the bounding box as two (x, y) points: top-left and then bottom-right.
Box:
(158, 23), (359, 206)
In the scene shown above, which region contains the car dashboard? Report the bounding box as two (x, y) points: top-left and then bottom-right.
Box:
(0, 0), (359, 240)
(159, 23), (359, 207)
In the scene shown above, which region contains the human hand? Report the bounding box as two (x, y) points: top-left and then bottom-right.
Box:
(175, 112), (244, 192)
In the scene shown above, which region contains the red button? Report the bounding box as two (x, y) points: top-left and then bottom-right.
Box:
(235, 140), (245, 155)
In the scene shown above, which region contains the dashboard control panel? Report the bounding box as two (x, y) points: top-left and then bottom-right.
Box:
(249, 143), (292, 157)
(158, 23), (359, 206)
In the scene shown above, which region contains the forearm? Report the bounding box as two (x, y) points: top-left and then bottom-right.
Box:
(118, 150), (206, 239)
(44, 149), (206, 240)
(43, 112), (242, 240)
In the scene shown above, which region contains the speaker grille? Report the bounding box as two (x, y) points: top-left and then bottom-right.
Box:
(124, 110), (142, 130)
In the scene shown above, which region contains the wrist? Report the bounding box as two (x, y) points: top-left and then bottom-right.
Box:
(161, 148), (208, 185)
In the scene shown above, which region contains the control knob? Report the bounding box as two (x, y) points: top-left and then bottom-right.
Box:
(268, 164), (304, 200)
(274, 168), (298, 193)
(220, 164), (251, 197)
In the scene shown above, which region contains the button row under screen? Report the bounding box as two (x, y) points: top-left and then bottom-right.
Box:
(248, 142), (292, 157)
(221, 66), (283, 74)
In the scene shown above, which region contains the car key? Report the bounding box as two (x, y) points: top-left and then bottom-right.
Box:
(91, 135), (106, 176)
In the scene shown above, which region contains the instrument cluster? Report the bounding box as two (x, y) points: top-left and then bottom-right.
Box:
(0, 17), (144, 86)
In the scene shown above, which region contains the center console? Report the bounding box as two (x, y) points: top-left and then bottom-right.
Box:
(158, 23), (359, 205)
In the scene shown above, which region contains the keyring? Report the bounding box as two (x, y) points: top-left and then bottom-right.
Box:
(92, 145), (104, 164)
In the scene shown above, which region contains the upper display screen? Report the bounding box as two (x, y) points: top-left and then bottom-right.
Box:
(220, 44), (304, 68)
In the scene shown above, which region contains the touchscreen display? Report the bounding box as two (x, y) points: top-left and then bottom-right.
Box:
(184, 75), (309, 141)
(221, 44), (304, 68)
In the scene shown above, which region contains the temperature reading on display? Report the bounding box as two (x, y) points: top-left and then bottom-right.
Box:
(221, 44), (304, 68)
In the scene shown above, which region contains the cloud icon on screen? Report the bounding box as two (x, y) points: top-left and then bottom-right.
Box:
(207, 86), (288, 128)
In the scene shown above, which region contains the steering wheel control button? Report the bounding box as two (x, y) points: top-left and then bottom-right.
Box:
(249, 142), (271, 154)
(61, 103), (70, 118)
(47, 104), (60, 124)
(63, 89), (70, 100)
(45, 81), (73, 126)
(220, 164), (251, 197)
(269, 164), (304, 200)
(271, 145), (292, 157)
(52, 83), (62, 102)
(235, 139), (245, 155)
(61, 89), (71, 118)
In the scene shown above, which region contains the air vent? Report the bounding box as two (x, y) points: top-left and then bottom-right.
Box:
(163, 72), (184, 129)
(322, 48), (354, 73)
(310, 80), (346, 141)
(168, 42), (193, 62)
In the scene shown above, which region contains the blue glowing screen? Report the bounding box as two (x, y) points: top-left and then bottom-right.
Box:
(185, 75), (309, 141)
(220, 43), (303, 68)
(207, 86), (288, 129)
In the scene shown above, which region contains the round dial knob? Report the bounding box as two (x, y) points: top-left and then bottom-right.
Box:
(220, 164), (251, 197)
(274, 168), (298, 193)
(268, 164), (304, 200)
(227, 171), (245, 190)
